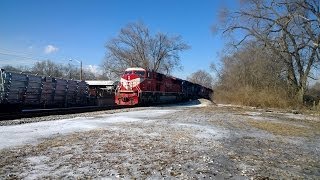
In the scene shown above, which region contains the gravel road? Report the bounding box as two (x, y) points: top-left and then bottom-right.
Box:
(0, 100), (319, 179)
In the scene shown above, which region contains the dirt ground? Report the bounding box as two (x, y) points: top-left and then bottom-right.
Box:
(0, 100), (319, 179)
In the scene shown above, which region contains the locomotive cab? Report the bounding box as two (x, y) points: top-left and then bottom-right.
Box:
(119, 68), (146, 91)
(123, 69), (146, 79)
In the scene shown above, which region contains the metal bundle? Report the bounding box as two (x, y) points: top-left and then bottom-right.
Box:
(40, 77), (55, 107)
(76, 81), (89, 105)
(53, 78), (68, 107)
(0, 70), (28, 104)
(24, 75), (42, 105)
(0, 69), (90, 110)
(66, 80), (78, 106)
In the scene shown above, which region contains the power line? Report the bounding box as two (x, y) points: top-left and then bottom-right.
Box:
(0, 48), (92, 67)
(0, 51), (69, 66)
(0, 47), (36, 57)
(0, 52), (42, 61)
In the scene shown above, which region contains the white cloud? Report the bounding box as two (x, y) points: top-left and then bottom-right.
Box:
(44, 45), (58, 54)
(86, 65), (103, 75)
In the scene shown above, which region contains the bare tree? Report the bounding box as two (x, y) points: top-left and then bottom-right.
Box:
(1, 61), (98, 80)
(214, 41), (295, 107)
(103, 22), (190, 78)
(62, 63), (98, 80)
(81, 70), (97, 80)
(32, 60), (64, 77)
(218, 41), (286, 90)
(0, 65), (29, 72)
(187, 70), (214, 88)
(63, 64), (78, 79)
(221, 0), (320, 102)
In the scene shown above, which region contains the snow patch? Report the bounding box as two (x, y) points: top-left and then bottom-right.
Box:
(0, 109), (178, 150)
(248, 116), (279, 122)
(217, 104), (243, 108)
(282, 113), (319, 121)
(164, 99), (212, 108)
(244, 111), (262, 116)
(176, 123), (227, 139)
(27, 155), (50, 165)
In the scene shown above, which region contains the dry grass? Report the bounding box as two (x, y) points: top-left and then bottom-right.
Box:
(247, 120), (312, 137)
(304, 121), (320, 136)
(213, 86), (299, 109)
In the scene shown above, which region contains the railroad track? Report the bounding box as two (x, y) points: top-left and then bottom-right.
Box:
(0, 105), (122, 121)
(0, 100), (192, 121)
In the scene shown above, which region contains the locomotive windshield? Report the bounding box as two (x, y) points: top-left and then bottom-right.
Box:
(124, 70), (145, 77)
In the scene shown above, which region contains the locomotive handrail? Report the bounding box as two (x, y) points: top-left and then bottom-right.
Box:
(136, 84), (141, 93)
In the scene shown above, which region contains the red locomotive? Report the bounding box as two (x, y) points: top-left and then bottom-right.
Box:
(115, 67), (213, 106)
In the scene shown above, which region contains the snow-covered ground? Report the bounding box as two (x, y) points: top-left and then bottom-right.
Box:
(0, 99), (209, 150)
(0, 109), (179, 150)
(0, 100), (319, 179)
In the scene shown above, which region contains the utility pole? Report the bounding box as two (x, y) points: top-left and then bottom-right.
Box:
(70, 59), (83, 81)
(68, 60), (72, 79)
(80, 60), (82, 81)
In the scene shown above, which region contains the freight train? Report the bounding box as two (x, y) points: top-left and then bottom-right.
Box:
(115, 67), (213, 106)
(0, 68), (212, 112)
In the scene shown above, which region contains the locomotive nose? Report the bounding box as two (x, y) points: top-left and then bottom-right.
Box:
(122, 74), (131, 80)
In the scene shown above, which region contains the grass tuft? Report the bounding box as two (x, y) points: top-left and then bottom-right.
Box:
(247, 120), (311, 137)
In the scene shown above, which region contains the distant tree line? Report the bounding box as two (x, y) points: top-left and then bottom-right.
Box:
(1, 60), (105, 80)
(187, 70), (214, 89)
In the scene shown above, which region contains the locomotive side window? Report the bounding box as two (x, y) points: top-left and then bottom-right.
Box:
(157, 74), (163, 81)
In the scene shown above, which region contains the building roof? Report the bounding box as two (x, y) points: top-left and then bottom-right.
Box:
(86, 80), (118, 86)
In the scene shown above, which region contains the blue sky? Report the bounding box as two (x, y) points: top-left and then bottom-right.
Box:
(0, 0), (239, 79)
